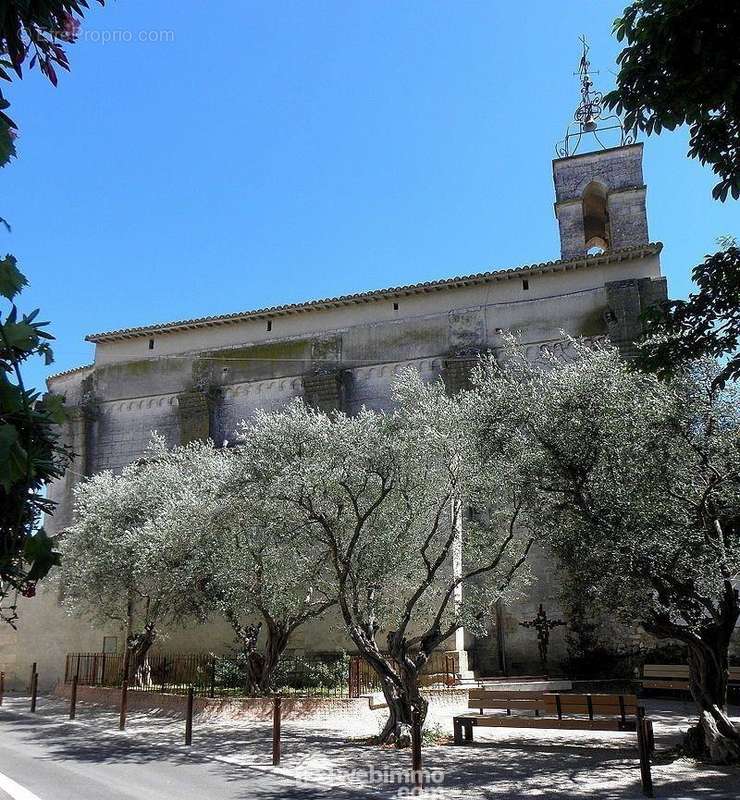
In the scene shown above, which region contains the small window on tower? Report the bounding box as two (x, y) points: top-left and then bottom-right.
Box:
(267, 320), (272, 332)
(522, 279), (529, 291)
(148, 339), (155, 350)
(393, 302), (399, 311)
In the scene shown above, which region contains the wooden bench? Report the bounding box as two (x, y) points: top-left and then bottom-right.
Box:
(640, 664), (740, 693)
(453, 689), (654, 797)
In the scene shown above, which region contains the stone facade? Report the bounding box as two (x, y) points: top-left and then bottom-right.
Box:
(7, 144), (675, 690)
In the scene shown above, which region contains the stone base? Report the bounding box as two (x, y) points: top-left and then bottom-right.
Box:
(480, 679), (573, 692)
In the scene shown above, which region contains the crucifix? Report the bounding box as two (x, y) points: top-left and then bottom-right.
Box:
(519, 604), (565, 673)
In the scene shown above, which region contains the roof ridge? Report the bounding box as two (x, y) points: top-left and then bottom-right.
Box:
(85, 243), (662, 343)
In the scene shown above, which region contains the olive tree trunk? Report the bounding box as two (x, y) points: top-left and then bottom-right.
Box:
(349, 631), (430, 747)
(649, 583), (740, 764)
(684, 633), (740, 763)
(128, 623), (157, 687)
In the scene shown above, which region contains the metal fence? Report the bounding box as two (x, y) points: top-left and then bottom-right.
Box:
(64, 649), (460, 699)
(348, 652), (457, 698)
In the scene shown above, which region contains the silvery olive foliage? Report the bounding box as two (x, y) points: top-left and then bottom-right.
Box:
(191, 443), (337, 692)
(236, 371), (533, 742)
(471, 338), (740, 762)
(59, 436), (221, 651)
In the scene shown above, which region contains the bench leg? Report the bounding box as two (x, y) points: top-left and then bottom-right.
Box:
(637, 719), (654, 797)
(645, 719), (655, 754)
(453, 718), (463, 746)
(464, 722), (473, 743)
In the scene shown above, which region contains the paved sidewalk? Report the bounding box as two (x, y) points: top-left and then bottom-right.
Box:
(1, 693), (738, 799)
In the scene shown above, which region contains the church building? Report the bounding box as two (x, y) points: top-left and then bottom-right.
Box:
(3, 71), (669, 688)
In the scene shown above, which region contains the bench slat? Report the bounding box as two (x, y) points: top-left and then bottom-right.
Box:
(469, 689), (548, 700)
(643, 665), (689, 678)
(641, 680), (689, 690)
(469, 699), (548, 711)
(545, 694), (637, 706)
(455, 714), (638, 732)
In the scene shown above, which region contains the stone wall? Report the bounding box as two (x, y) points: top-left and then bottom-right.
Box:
(53, 682), (383, 723)
(17, 248), (669, 690)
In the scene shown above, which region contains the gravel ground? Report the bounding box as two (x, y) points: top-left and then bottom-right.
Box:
(1, 693), (738, 799)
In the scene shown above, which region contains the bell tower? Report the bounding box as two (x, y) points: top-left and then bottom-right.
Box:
(553, 38), (649, 260)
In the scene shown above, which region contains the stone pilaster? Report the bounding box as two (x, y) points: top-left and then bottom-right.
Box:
(301, 369), (346, 413)
(604, 275), (668, 358)
(442, 351), (481, 395)
(46, 399), (97, 534)
(177, 389), (211, 443)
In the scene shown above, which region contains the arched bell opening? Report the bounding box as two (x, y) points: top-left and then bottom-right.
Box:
(582, 181), (610, 253)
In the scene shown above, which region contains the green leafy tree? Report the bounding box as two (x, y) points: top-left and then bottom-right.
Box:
(0, 256), (69, 626)
(639, 239), (740, 389)
(605, 0), (740, 201)
(1, 1), (105, 165)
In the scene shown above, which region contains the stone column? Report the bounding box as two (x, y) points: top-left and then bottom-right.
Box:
(441, 351), (481, 680)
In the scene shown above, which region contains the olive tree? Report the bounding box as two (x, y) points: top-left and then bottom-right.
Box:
(59, 437), (219, 681)
(191, 446), (336, 694)
(237, 372), (533, 744)
(472, 340), (740, 763)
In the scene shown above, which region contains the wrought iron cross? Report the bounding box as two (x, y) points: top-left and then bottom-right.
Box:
(519, 604), (565, 672)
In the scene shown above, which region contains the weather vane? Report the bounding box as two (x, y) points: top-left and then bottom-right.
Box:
(556, 36), (634, 157)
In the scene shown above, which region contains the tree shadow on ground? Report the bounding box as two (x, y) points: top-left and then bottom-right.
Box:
(3, 696), (739, 799)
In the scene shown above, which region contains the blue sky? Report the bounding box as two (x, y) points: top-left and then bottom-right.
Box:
(2, 0), (737, 392)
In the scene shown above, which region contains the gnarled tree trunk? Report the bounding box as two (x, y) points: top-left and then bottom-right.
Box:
(684, 632), (740, 764)
(257, 620), (291, 694)
(351, 632), (430, 747)
(128, 622), (157, 687)
(649, 582), (740, 764)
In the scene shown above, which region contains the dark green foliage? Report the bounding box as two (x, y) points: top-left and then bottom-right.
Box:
(214, 650), (349, 695)
(0, 255), (70, 625)
(0, 1), (105, 166)
(560, 572), (633, 681)
(639, 243), (740, 389)
(605, 0), (740, 200)
(272, 652), (349, 694)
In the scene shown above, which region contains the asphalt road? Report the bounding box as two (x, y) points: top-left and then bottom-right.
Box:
(0, 705), (361, 800)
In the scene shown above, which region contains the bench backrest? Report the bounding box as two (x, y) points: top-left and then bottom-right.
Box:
(643, 664), (689, 679)
(643, 664), (740, 681)
(468, 689), (639, 719)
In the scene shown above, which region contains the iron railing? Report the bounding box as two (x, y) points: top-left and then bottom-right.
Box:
(64, 649), (460, 699)
(347, 651), (457, 698)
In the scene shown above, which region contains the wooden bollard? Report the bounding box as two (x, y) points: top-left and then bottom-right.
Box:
(185, 686), (194, 745)
(30, 672), (38, 713)
(29, 662), (37, 693)
(69, 676), (78, 720)
(272, 696), (282, 765)
(0, 670), (5, 706)
(411, 716), (423, 791)
(119, 679), (129, 730)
